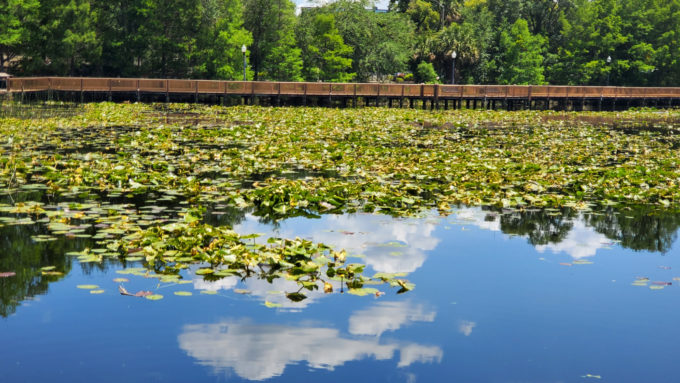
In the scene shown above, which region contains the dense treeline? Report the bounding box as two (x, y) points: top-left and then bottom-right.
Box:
(1, 0), (679, 85)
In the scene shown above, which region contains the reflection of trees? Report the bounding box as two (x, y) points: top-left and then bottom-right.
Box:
(203, 205), (250, 227)
(482, 205), (680, 253)
(0, 222), (85, 317)
(484, 207), (576, 246)
(584, 207), (680, 253)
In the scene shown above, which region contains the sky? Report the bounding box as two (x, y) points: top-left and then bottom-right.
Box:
(293, 0), (391, 13)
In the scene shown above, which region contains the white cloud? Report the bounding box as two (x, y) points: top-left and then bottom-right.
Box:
(458, 320), (476, 337)
(193, 276), (238, 291)
(450, 208), (612, 260)
(234, 213), (441, 274)
(535, 220), (611, 259)
(349, 301), (436, 337)
(178, 319), (442, 381)
(397, 344), (443, 368)
(452, 208), (502, 232)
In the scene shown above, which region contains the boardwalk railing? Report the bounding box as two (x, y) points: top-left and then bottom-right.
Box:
(7, 76), (680, 99)
(4, 77), (680, 110)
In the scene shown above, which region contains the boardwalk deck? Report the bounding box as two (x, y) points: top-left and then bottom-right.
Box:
(4, 77), (680, 110)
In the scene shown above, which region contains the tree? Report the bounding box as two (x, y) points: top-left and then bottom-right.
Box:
(243, 0), (302, 81)
(415, 61), (438, 83)
(552, 0), (627, 85)
(406, 0), (440, 33)
(133, 0), (202, 78)
(326, 0), (415, 81)
(193, 0), (253, 80)
(494, 18), (546, 84)
(301, 13), (354, 82)
(0, 0), (39, 72)
(21, 0), (100, 75)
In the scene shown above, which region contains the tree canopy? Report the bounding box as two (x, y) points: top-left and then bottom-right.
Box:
(2, 0), (679, 85)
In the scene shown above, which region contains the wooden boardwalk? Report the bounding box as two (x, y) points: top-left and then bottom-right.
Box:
(4, 76), (680, 110)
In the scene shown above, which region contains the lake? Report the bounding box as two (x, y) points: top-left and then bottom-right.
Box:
(2, 203), (680, 382)
(1, 104), (679, 382)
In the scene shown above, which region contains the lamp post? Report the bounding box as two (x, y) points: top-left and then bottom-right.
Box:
(451, 51), (457, 85)
(242, 45), (247, 81)
(606, 55), (611, 86)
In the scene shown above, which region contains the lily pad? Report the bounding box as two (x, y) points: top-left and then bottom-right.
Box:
(348, 287), (380, 296)
(77, 284), (100, 290)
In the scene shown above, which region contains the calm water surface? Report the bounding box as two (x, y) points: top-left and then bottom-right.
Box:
(2, 206), (680, 382)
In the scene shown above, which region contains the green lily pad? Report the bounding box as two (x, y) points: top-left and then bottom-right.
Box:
(77, 284), (100, 290)
(348, 287), (380, 296)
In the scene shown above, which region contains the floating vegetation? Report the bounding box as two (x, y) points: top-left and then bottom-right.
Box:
(2, 103), (680, 304)
(76, 284), (100, 290)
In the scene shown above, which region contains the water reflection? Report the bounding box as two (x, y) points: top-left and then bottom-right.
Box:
(458, 321), (476, 337)
(583, 206), (680, 253)
(235, 213), (441, 274)
(458, 206), (680, 256)
(3, 202), (680, 318)
(178, 314), (443, 381)
(348, 301), (436, 337)
(0, 223), (75, 317)
(534, 220), (611, 259)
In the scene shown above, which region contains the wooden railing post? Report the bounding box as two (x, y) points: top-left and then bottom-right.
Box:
(303, 82), (307, 106)
(48, 77), (53, 101)
(527, 85), (533, 110)
(400, 84), (404, 108)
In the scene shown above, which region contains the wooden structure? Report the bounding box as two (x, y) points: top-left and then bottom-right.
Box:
(4, 77), (680, 110)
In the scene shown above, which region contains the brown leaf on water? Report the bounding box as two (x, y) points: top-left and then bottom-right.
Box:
(118, 285), (153, 297)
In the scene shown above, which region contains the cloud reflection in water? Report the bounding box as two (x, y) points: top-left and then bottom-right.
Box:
(178, 317), (442, 381)
(349, 301), (436, 337)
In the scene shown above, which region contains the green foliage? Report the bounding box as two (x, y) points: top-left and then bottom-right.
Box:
(324, 0), (415, 81)
(300, 13), (354, 82)
(193, 0), (253, 80)
(3, 0), (680, 85)
(0, 0), (39, 72)
(20, 0), (101, 75)
(406, 0), (440, 32)
(244, 0), (302, 81)
(494, 18), (546, 84)
(415, 61), (438, 83)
